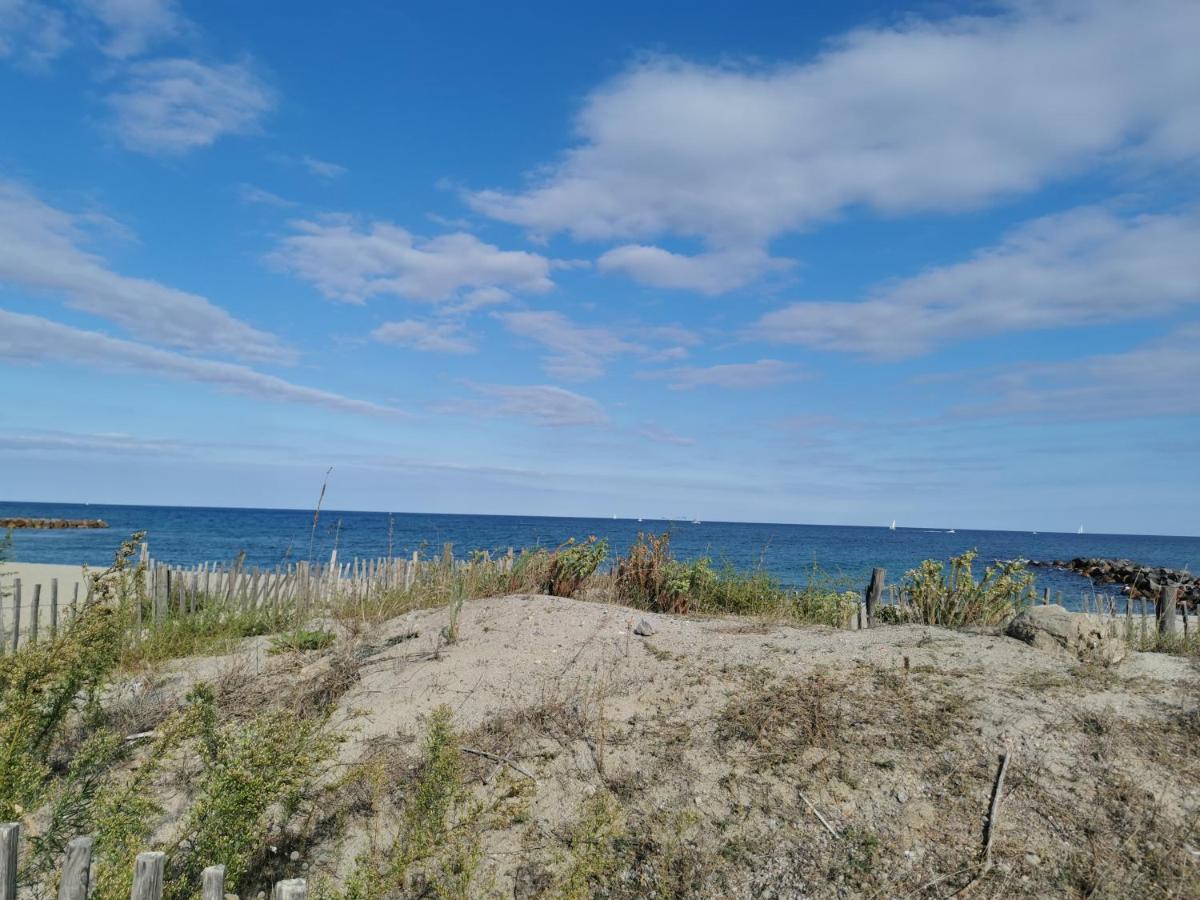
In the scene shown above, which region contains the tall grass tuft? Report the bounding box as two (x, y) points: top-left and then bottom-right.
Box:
(612, 532), (858, 625)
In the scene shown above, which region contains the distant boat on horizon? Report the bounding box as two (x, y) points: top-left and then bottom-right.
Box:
(947, 529), (956, 534)
(1078, 524), (1084, 534)
(889, 519), (896, 531)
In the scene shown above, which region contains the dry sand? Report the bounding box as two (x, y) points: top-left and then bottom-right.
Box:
(131, 594), (1198, 898)
(0, 562), (95, 637)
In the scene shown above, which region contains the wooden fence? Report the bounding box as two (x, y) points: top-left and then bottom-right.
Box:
(0, 543), (518, 653)
(0, 822), (307, 900)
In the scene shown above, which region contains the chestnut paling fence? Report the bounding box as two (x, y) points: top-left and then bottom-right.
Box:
(1, 549), (1191, 652)
(0, 822), (308, 900)
(0, 541), (519, 652)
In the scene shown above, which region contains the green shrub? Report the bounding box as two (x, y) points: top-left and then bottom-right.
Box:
(897, 550), (1032, 627)
(0, 534), (141, 821)
(517, 537), (609, 598)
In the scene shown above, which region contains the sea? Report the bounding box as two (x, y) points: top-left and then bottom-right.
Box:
(3, 501), (1198, 608)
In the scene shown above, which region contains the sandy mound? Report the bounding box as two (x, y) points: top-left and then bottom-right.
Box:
(145, 594), (1198, 898)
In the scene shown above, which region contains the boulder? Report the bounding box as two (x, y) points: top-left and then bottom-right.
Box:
(1006, 605), (1126, 666)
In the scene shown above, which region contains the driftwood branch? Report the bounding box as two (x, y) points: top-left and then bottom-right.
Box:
(952, 748), (1012, 898)
(459, 747), (537, 782)
(799, 790), (840, 838)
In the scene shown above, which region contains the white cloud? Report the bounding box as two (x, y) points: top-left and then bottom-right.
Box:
(372, 319), (474, 354)
(641, 359), (801, 390)
(0, 179), (290, 362)
(598, 245), (790, 293)
(0, 309), (400, 417)
(107, 57), (274, 154)
(236, 183), (297, 208)
(468, 0), (1200, 289)
(300, 155), (346, 179)
(751, 206), (1200, 358)
(273, 218), (554, 304)
(497, 310), (637, 380)
(80, 0), (185, 58)
(466, 383), (608, 427)
(966, 323), (1200, 421)
(0, 0), (68, 68)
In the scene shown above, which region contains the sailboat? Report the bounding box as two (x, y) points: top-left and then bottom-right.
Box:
(889, 520), (896, 531)
(1077, 524), (1084, 535)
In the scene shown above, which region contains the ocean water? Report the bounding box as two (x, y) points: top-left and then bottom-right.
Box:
(3, 501), (1198, 606)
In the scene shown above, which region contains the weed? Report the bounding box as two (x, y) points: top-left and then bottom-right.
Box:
(557, 792), (625, 900)
(895, 550), (1032, 627)
(270, 628), (336, 655)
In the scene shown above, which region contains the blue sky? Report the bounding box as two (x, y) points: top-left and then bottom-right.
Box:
(0, 0), (1197, 534)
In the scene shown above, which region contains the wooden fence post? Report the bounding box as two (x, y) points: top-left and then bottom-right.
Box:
(276, 878), (308, 900)
(130, 851), (165, 900)
(0, 822), (18, 900)
(50, 578), (59, 638)
(201, 864), (225, 900)
(1042, 587), (1050, 605)
(864, 568), (885, 629)
(1156, 584), (1178, 637)
(57, 835), (94, 900)
(11, 581), (20, 653)
(30, 584), (41, 644)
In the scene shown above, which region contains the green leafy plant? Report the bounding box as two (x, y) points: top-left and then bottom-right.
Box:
(897, 550), (1032, 627)
(0, 534), (142, 821)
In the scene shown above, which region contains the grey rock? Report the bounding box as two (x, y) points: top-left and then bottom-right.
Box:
(1006, 604), (1126, 665)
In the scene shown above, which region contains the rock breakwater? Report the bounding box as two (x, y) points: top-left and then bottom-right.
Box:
(1030, 557), (1198, 606)
(0, 517), (109, 529)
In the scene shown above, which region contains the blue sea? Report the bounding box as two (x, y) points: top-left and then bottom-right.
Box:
(3, 501), (1198, 607)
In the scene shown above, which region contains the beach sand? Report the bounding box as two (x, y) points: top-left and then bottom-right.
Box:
(0, 562), (95, 640)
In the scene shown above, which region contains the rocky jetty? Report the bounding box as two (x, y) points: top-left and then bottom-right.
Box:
(1030, 557), (1198, 606)
(0, 517), (109, 529)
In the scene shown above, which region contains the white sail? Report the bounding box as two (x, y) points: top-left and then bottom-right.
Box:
(1077, 524), (1084, 534)
(889, 519), (896, 530)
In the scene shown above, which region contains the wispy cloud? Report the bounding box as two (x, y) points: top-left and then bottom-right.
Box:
(0, 428), (185, 455)
(464, 382), (608, 427)
(0, 179), (290, 362)
(961, 323), (1200, 421)
(0, 310), (400, 418)
(0, 0), (69, 69)
(372, 319), (474, 354)
(496, 309), (637, 380)
(641, 359), (802, 390)
(273, 218), (553, 304)
(468, 1), (1200, 292)
(106, 57), (274, 154)
(80, 0), (187, 58)
(236, 183), (297, 208)
(300, 155), (346, 179)
(638, 424), (694, 446)
(751, 206), (1200, 358)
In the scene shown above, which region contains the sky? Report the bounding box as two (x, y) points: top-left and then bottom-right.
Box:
(0, 0), (1197, 535)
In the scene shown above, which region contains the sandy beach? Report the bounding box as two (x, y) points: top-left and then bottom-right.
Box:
(0, 562), (95, 640)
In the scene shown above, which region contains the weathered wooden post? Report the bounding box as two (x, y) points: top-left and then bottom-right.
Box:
(1042, 587), (1050, 605)
(130, 851), (165, 900)
(57, 836), (94, 900)
(1156, 584), (1178, 638)
(1124, 594), (1132, 640)
(50, 578), (59, 638)
(864, 568), (885, 628)
(276, 878), (307, 900)
(30, 584), (41, 644)
(0, 823), (18, 900)
(11, 581), (20, 652)
(202, 864), (225, 900)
